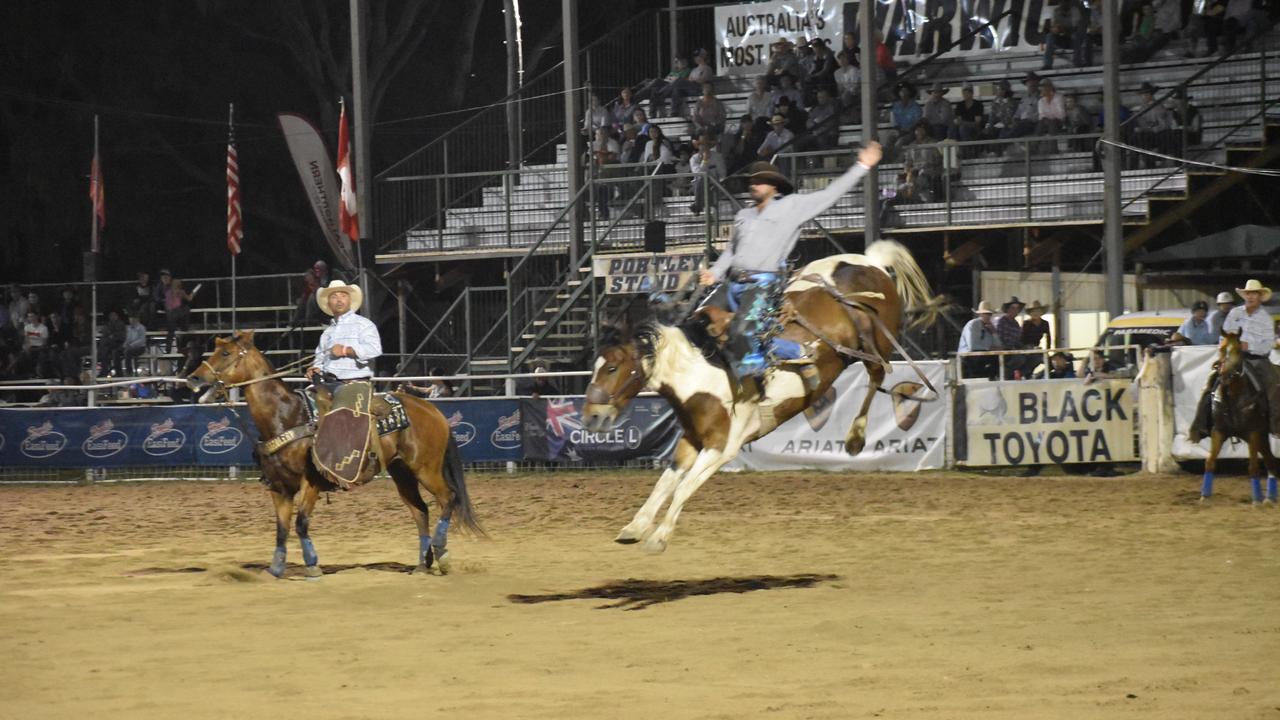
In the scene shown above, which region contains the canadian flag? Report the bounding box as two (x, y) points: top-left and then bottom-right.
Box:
(337, 100), (360, 242)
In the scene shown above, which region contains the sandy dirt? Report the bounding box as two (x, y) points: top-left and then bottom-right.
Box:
(0, 469), (1277, 720)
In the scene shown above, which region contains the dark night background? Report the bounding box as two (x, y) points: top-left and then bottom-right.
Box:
(0, 0), (675, 285)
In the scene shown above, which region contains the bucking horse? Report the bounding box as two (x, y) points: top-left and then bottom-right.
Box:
(187, 331), (482, 577)
(582, 240), (936, 553)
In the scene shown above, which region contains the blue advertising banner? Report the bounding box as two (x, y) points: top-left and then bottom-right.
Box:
(0, 406), (260, 467)
(520, 397), (682, 463)
(432, 398), (523, 463)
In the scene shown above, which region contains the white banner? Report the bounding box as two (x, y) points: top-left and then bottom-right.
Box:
(728, 360), (947, 471)
(959, 377), (1137, 466)
(1170, 345), (1280, 459)
(276, 113), (357, 271)
(592, 251), (705, 294)
(714, 0), (844, 77)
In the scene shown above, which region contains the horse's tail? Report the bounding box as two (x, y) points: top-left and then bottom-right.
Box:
(443, 432), (485, 537)
(863, 240), (939, 328)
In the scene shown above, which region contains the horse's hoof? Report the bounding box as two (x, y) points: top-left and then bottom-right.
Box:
(615, 521), (651, 544)
(1199, 496), (1212, 506)
(845, 438), (866, 456)
(412, 564), (432, 576)
(434, 552), (452, 576)
(303, 564), (323, 580)
(267, 564), (286, 579)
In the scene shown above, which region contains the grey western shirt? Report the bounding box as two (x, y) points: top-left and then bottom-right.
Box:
(709, 162), (870, 281)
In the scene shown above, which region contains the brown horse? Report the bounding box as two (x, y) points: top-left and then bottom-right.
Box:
(582, 241), (934, 553)
(1199, 330), (1280, 505)
(187, 331), (481, 577)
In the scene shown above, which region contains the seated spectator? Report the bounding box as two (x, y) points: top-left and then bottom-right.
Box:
(122, 313), (147, 376)
(8, 311), (50, 378)
(1021, 300), (1052, 350)
(1010, 73), (1041, 139)
(629, 108), (653, 142)
(582, 93), (610, 136)
(1186, 0), (1227, 57)
(803, 39), (838, 104)
(688, 48), (716, 85)
(164, 277), (194, 353)
(38, 375), (85, 408)
(745, 77), (773, 123)
(922, 83), (954, 142)
(1222, 0), (1268, 53)
(55, 287), (79, 331)
(689, 133), (725, 215)
(1170, 300), (1216, 345)
(1042, 351), (1078, 379)
(889, 83), (923, 157)
(620, 123), (645, 164)
(643, 124), (677, 196)
(591, 127), (621, 219)
(1041, 0), (1092, 69)
(1132, 82), (1174, 167)
(99, 309), (126, 376)
(904, 125), (944, 199)
(1082, 348), (1129, 384)
(610, 87), (639, 131)
(404, 367), (455, 399)
(516, 359), (560, 397)
(7, 285), (30, 330)
(833, 51), (861, 117)
(1035, 79), (1066, 153)
(1172, 95), (1203, 147)
(874, 30), (897, 87)
(995, 297), (1025, 379)
(804, 88), (840, 150)
(725, 114), (763, 175)
(769, 74), (804, 116)
(1063, 93), (1098, 151)
(636, 56), (694, 118)
(952, 83), (986, 143)
(671, 146), (693, 196)
(766, 40), (803, 86)
(773, 95), (807, 135)
(957, 301), (1000, 379)
(691, 83), (727, 137)
(129, 270), (158, 326)
(757, 114), (796, 160)
(985, 79), (1017, 142)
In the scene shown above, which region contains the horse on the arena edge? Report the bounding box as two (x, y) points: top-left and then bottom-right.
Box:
(582, 240), (936, 553)
(187, 331), (482, 577)
(1199, 330), (1279, 505)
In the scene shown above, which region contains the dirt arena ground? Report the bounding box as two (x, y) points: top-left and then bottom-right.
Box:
(1, 469), (1277, 720)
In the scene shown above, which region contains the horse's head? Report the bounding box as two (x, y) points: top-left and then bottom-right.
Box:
(186, 331), (260, 403)
(1219, 329), (1245, 379)
(582, 327), (648, 433)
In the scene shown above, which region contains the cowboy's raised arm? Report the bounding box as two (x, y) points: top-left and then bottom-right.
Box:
(784, 142), (882, 223)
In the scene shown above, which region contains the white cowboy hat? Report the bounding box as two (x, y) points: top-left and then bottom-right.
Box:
(1236, 279), (1273, 302)
(1215, 291), (1235, 304)
(974, 300), (994, 314)
(316, 280), (364, 315)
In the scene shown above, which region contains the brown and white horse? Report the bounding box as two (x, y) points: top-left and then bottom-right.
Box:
(582, 240), (934, 553)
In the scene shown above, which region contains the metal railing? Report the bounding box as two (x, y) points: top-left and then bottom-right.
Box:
(954, 343), (1146, 382)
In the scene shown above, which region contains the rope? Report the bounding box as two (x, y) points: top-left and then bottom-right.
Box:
(1096, 138), (1280, 177)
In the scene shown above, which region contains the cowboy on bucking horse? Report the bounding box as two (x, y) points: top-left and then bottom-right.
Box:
(697, 142), (884, 379)
(1190, 278), (1280, 442)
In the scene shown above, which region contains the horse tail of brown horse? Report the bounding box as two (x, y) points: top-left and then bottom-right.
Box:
(864, 240), (937, 328)
(443, 432), (485, 536)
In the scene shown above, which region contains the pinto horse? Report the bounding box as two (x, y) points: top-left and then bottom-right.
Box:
(1199, 331), (1280, 505)
(582, 240), (934, 553)
(187, 331), (481, 577)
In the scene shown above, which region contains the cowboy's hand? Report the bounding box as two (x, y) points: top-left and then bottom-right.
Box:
(858, 141), (883, 168)
(699, 269), (717, 286)
(305, 366), (321, 380)
(330, 343), (350, 358)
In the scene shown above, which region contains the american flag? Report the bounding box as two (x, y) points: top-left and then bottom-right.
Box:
(226, 133), (243, 255)
(337, 99), (359, 241)
(89, 150), (105, 243)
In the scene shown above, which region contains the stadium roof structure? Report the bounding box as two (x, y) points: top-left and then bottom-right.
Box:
(1136, 224), (1280, 263)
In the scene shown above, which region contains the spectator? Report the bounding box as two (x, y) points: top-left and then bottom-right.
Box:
(986, 79), (1018, 142)
(1063, 93), (1098, 150)
(1133, 82), (1173, 166)
(38, 375), (86, 408)
(952, 83), (986, 143)
(6, 285), (29, 329)
(1171, 300), (1216, 345)
(619, 123), (645, 165)
(689, 133), (725, 215)
(130, 270), (158, 326)
(591, 127), (621, 219)
(689, 48), (716, 85)
(404, 367), (455, 399)
(874, 30), (897, 86)
(766, 40), (803, 86)
(630, 108), (653, 141)
(1082, 348), (1124, 384)
(1044, 351), (1078, 379)
(7, 311), (49, 378)
(833, 51), (861, 115)
(725, 114), (763, 174)
(691, 83), (727, 137)
(922, 83), (954, 142)
(643, 124), (677, 199)
(1208, 291), (1235, 336)
(904, 125), (944, 199)
(163, 277), (194, 353)
(1172, 94), (1203, 147)
(1035, 79), (1066, 153)
(153, 269), (173, 322)
(804, 88), (840, 150)
(582, 93), (610, 136)
(1041, 0), (1091, 69)
(804, 39), (838, 103)
(610, 87), (639, 131)
(757, 114), (796, 160)
(636, 56), (694, 118)
(671, 146), (693, 196)
(517, 359), (560, 397)
(1010, 73), (1041, 138)
(1222, 0), (1267, 54)
(773, 95), (808, 135)
(1021, 300), (1052, 350)
(889, 83), (923, 156)
(957, 300), (1000, 379)
(995, 296), (1025, 378)
(1186, 0), (1227, 57)
(746, 77), (773, 123)
(122, 313), (147, 376)
(769, 73), (804, 115)
(292, 260), (329, 330)
(1151, 0), (1185, 43)
(99, 309), (126, 376)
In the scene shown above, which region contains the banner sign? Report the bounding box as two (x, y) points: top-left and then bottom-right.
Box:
(276, 113), (357, 270)
(592, 252), (705, 295)
(714, 0), (844, 77)
(957, 378), (1136, 466)
(728, 360), (947, 471)
(0, 406), (259, 468)
(1169, 345), (1280, 459)
(432, 398), (523, 463)
(520, 397), (682, 463)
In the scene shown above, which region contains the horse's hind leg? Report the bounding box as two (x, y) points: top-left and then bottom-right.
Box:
(389, 459), (436, 573)
(294, 480), (323, 579)
(617, 437), (698, 544)
(1248, 434), (1266, 506)
(845, 362), (886, 456)
(268, 489), (294, 578)
(1263, 439), (1280, 505)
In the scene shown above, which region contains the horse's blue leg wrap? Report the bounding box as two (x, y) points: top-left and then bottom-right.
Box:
(269, 547), (287, 578)
(418, 535), (433, 565)
(300, 537), (318, 567)
(1201, 472), (1214, 498)
(431, 518), (451, 550)
(1251, 477), (1264, 503)
(1268, 477), (1278, 502)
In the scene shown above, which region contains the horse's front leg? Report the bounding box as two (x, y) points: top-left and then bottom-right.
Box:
(617, 437), (698, 544)
(640, 444), (732, 554)
(1262, 440), (1280, 505)
(295, 480), (323, 579)
(845, 362), (886, 456)
(267, 487), (295, 578)
(1247, 433), (1265, 506)
(1201, 432), (1225, 503)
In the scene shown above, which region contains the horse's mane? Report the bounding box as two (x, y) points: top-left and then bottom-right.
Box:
(632, 318), (724, 370)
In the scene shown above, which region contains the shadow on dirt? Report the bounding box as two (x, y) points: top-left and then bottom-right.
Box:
(508, 573), (840, 611)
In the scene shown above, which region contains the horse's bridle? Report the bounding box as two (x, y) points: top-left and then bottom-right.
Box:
(585, 365), (645, 406)
(196, 344), (252, 400)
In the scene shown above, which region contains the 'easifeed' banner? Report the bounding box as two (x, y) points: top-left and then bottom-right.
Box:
(728, 360), (948, 471)
(0, 406), (259, 467)
(433, 398), (523, 463)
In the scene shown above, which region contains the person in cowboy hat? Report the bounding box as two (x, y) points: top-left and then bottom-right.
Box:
(957, 300), (1001, 379)
(995, 296), (1025, 378)
(698, 142), (884, 379)
(306, 279), (382, 383)
(1191, 279), (1280, 440)
(1207, 290), (1235, 338)
(1170, 299), (1215, 346)
(757, 113), (795, 158)
(1020, 299), (1052, 351)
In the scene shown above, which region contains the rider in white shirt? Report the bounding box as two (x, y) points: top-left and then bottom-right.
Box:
(306, 280), (382, 383)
